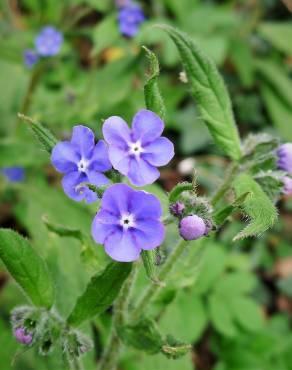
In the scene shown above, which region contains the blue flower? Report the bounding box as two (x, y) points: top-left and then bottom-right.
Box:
(103, 109), (174, 186)
(91, 184), (165, 262)
(35, 26), (63, 57)
(23, 49), (39, 68)
(1, 167), (25, 182)
(51, 126), (112, 203)
(118, 2), (145, 38)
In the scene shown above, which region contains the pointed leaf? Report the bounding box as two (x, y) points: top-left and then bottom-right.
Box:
(143, 46), (166, 119)
(159, 25), (242, 160)
(0, 229), (55, 308)
(233, 173), (278, 241)
(67, 261), (132, 326)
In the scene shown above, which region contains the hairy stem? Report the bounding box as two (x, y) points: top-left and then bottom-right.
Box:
(211, 163), (239, 207)
(97, 263), (138, 370)
(132, 239), (188, 320)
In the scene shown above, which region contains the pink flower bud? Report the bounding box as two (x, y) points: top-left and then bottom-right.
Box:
(179, 215), (206, 241)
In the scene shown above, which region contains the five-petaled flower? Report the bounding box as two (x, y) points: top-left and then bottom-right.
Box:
(51, 125), (111, 203)
(103, 109), (174, 186)
(35, 26), (63, 57)
(117, 2), (145, 38)
(91, 183), (165, 262)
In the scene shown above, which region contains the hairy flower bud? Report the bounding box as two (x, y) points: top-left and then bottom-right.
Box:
(179, 215), (206, 241)
(277, 143), (292, 173)
(169, 201), (185, 217)
(282, 176), (292, 195)
(13, 326), (33, 345)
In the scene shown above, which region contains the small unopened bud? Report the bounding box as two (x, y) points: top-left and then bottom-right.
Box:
(179, 215), (206, 241)
(169, 202), (185, 217)
(13, 326), (33, 345)
(179, 71), (188, 83)
(282, 176), (292, 195)
(204, 219), (213, 235)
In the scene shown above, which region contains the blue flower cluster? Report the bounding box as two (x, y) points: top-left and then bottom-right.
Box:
(51, 109), (174, 262)
(23, 26), (63, 68)
(117, 0), (145, 37)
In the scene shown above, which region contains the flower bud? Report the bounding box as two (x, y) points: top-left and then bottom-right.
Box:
(169, 202), (185, 217)
(282, 176), (292, 196)
(277, 143), (292, 173)
(204, 219), (213, 235)
(179, 215), (206, 241)
(13, 326), (33, 345)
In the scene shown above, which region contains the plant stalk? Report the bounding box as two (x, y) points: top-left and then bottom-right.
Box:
(131, 239), (188, 320)
(97, 263), (138, 370)
(211, 163), (239, 207)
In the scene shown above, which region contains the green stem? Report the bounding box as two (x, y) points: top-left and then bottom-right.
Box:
(98, 263), (138, 370)
(132, 239), (188, 320)
(211, 163), (239, 207)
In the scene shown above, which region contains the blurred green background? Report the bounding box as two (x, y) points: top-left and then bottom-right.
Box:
(1, 0), (292, 369)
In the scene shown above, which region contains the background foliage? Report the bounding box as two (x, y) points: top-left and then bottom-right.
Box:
(1, 0), (292, 369)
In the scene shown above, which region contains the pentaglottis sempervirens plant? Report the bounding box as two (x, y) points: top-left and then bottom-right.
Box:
(1, 23), (292, 370)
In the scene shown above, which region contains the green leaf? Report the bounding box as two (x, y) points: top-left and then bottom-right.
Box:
(232, 173), (278, 241)
(209, 293), (237, 337)
(118, 317), (163, 354)
(67, 261), (132, 326)
(214, 272), (257, 298)
(230, 296), (263, 332)
(42, 216), (83, 241)
(143, 46), (166, 119)
(258, 22), (292, 55)
(159, 24), (242, 160)
(162, 337), (191, 359)
(18, 113), (58, 154)
(260, 83), (292, 141)
(0, 229), (55, 309)
(213, 191), (251, 226)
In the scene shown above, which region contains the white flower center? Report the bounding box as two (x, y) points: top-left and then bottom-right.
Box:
(128, 141), (144, 157)
(120, 213), (135, 230)
(77, 158), (89, 173)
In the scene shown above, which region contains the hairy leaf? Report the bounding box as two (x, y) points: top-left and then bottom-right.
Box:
(159, 25), (242, 160)
(233, 174), (278, 241)
(67, 261), (132, 326)
(0, 229), (55, 308)
(118, 317), (163, 354)
(18, 113), (57, 154)
(141, 250), (159, 283)
(143, 46), (166, 119)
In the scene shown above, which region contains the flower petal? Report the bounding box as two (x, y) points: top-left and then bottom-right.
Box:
(89, 140), (112, 172)
(128, 157), (160, 186)
(105, 230), (141, 262)
(51, 141), (79, 173)
(142, 137), (174, 166)
(61, 171), (89, 202)
(71, 125), (95, 159)
(133, 219), (165, 250)
(101, 183), (133, 215)
(103, 116), (131, 149)
(108, 146), (130, 175)
(132, 109), (164, 145)
(91, 213), (119, 244)
(129, 191), (163, 219)
(86, 171), (109, 187)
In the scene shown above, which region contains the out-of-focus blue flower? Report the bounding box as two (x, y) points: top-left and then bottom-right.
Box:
(1, 167), (25, 182)
(23, 49), (39, 68)
(91, 183), (165, 262)
(118, 3), (145, 37)
(35, 26), (63, 57)
(277, 143), (292, 173)
(103, 109), (174, 186)
(51, 125), (112, 203)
